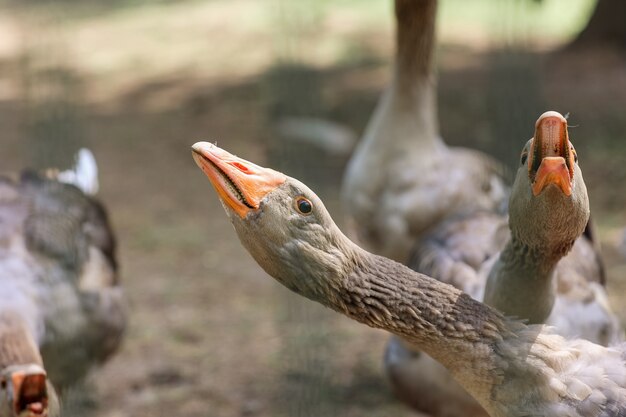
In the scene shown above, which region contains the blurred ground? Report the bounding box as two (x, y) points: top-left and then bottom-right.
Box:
(0, 0), (625, 416)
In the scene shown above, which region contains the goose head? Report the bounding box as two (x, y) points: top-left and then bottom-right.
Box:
(192, 142), (357, 305)
(0, 365), (51, 417)
(509, 111), (589, 254)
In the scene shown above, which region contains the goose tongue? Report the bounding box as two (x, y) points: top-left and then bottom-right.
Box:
(530, 111), (573, 196)
(192, 142), (286, 218)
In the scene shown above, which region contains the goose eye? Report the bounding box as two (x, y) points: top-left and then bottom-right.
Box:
(295, 197), (312, 215)
(520, 152), (528, 166)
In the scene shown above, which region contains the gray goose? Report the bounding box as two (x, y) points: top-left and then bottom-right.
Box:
(0, 151), (125, 395)
(192, 142), (626, 417)
(342, 0), (507, 264)
(385, 111), (621, 416)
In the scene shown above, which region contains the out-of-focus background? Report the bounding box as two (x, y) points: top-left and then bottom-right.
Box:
(1, 0), (625, 416)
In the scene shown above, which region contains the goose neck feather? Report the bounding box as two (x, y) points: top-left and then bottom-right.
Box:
(0, 311), (42, 368)
(340, 251), (517, 397)
(484, 236), (562, 324)
(276, 238), (626, 417)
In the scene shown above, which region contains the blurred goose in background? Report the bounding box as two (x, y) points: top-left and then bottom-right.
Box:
(0, 149), (125, 393)
(385, 111), (622, 416)
(192, 142), (626, 417)
(0, 312), (59, 417)
(342, 0), (507, 264)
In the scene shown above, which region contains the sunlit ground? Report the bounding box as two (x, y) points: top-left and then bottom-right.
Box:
(0, 0), (624, 416)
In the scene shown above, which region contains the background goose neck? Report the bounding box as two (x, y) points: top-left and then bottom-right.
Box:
(388, 0), (440, 147)
(394, 0), (437, 91)
(0, 310), (42, 368)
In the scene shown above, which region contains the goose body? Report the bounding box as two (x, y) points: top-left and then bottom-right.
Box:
(0, 154), (125, 391)
(193, 142), (626, 417)
(342, 0), (507, 264)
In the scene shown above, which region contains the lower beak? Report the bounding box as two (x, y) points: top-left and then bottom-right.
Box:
(532, 156), (572, 196)
(192, 142), (286, 218)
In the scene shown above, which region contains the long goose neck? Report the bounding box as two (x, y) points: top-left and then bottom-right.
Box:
(394, 0), (437, 95)
(484, 234), (571, 323)
(328, 244), (524, 411)
(0, 311), (42, 369)
(362, 0), (440, 153)
(484, 234), (564, 324)
(391, 0), (439, 133)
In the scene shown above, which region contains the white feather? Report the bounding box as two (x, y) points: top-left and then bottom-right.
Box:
(57, 148), (99, 195)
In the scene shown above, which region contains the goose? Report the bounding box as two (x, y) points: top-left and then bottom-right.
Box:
(412, 111), (620, 340)
(0, 312), (59, 417)
(384, 111), (622, 416)
(192, 142), (626, 417)
(483, 111), (611, 326)
(342, 0), (507, 264)
(0, 150), (126, 392)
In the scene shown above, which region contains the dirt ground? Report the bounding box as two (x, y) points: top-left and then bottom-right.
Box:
(0, 1), (625, 416)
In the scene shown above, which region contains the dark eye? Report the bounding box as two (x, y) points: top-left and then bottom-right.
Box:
(572, 149), (578, 163)
(520, 152), (528, 166)
(295, 197), (312, 215)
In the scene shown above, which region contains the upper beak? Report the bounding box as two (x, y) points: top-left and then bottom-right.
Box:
(11, 369), (48, 416)
(192, 142), (286, 218)
(529, 111), (574, 196)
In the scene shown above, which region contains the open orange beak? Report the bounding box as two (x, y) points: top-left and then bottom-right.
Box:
(11, 370), (48, 416)
(529, 111), (575, 196)
(192, 142), (286, 218)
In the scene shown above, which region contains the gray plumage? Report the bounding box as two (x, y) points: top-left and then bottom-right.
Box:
(0, 168), (125, 392)
(193, 143), (626, 417)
